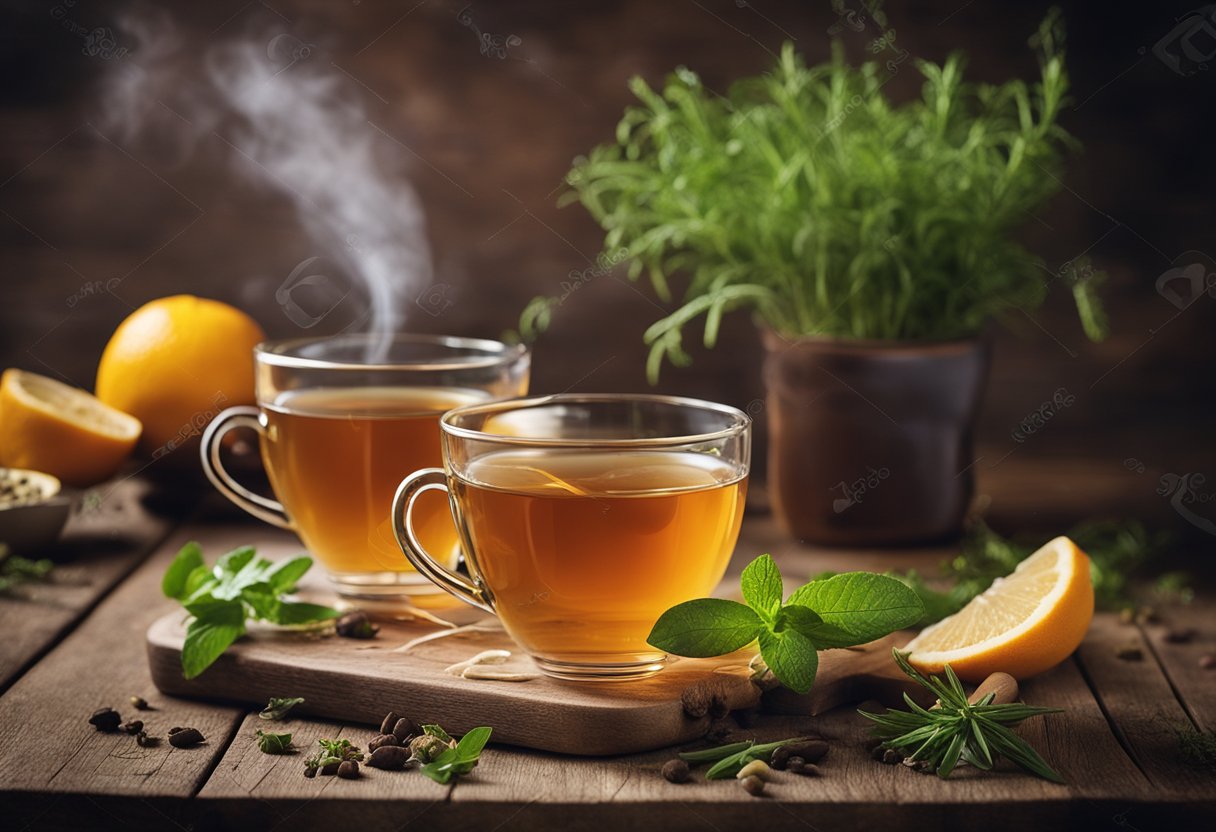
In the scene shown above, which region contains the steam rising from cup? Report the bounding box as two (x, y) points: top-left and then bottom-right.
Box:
(102, 12), (432, 360)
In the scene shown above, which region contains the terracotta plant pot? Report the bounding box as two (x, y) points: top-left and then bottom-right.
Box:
(762, 330), (990, 546)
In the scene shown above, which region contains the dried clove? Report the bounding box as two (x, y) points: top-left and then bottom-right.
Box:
(130, 696), (150, 711)
(122, 720), (144, 735)
(89, 707), (122, 732)
(337, 760), (360, 779)
(319, 761), (341, 776)
(786, 758), (821, 776)
(661, 759), (690, 784)
(368, 733), (399, 752)
(303, 766), (317, 779)
(367, 745), (411, 771)
(168, 727), (205, 748)
(335, 611), (379, 639)
(135, 731), (159, 748)
(874, 747), (902, 765)
(379, 712), (400, 735)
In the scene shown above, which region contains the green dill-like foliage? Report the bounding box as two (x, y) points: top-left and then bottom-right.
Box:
(521, 11), (1106, 381)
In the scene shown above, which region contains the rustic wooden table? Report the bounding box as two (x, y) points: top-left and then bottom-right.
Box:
(2, 478), (1213, 831)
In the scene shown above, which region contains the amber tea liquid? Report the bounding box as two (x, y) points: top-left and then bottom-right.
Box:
(452, 449), (747, 663)
(262, 387), (482, 580)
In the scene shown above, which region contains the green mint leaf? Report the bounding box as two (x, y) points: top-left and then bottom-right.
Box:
(182, 565), (217, 603)
(214, 546), (256, 579)
(422, 724), (454, 744)
(162, 542), (204, 599)
(757, 626), (819, 695)
(773, 603), (822, 635)
(263, 555), (313, 594)
(787, 572), (924, 647)
(420, 726), (492, 784)
(647, 598), (762, 657)
(255, 729), (293, 754)
(238, 582), (280, 620)
(182, 601), (246, 679)
(740, 553), (783, 620)
(274, 602), (342, 625)
(259, 697), (305, 721)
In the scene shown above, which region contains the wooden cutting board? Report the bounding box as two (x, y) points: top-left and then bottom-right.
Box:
(147, 610), (918, 756)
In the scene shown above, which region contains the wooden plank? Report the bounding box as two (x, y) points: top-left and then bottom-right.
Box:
(1140, 597), (1216, 731)
(0, 524), (266, 814)
(0, 477), (173, 691)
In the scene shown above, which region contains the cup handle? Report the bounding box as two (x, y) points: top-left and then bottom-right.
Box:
(392, 468), (494, 614)
(199, 406), (293, 530)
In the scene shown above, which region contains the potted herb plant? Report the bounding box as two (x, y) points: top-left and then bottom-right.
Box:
(522, 14), (1105, 545)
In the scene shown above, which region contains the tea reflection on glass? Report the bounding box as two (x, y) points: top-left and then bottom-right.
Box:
(200, 334), (530, 599)
(393, 394), (751, 680)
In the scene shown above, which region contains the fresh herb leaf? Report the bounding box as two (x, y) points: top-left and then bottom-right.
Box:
(164, 543), (338, 679)
(740, 553), (782, 622)
(256, 729), (293, 754)
(162, 542), (204, 600)
(687, 737), (806, 780)
(0, 551), (55, 594)
(787, 573), (924, 647)
(419, 726), (492, 784)
(859, 650), (1065, 782)
(181, 602), (246, 680)
(647, 598), (762, 657)
(757, 626), (819, 695)
(259, 697), (305, 721)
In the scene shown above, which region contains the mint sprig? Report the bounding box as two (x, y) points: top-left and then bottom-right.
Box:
(647, 554), (923, 694)
(162, 542), (340, 679)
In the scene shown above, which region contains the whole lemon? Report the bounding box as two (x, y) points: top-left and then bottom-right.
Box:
(95, 295), (265, 457)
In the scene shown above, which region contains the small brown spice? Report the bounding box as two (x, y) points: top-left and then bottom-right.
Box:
(367, 745), (411, 770)
(772, 740), (829, 769)
(303, 766), (317, 779)
(392, 717), (418, 743)
(130, 696), (150, 711)
(409, 734), (448, 763)
(1200, 654), (1216, 670)
(168, 727), (205, 748)
(337, 760), (360, 779)
(368, 733), (399, 752)
(787, 759), (821, 777)
(661, 758), (690, 784)
(1116, 644), (1144, 662)
(379, 712), (399, 735)
(335, 610), (379, 639)
(319, 761), (340, 776)
(89, 707), (122, 732)
(878, 748), (902, 765)
(740, 775), (765, 796)
(135, 732), (159, 748)
(122, 720), (144, 735)
(1164, 627), (1197, 644)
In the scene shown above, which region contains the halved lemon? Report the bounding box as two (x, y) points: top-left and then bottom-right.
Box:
(0, 369), (142, 487)
(904, 536), (1094, 682)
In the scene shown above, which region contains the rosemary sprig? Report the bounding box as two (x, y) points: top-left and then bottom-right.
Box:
(859, 651), (1065, 782)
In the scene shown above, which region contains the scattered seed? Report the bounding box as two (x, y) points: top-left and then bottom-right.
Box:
(130, 696), (150, 711)
(319, 761), (340, 776)
(368, 733), (399, 752)
(122, 720), (144, 735)
(879, 748), (902, 765)
(1165, 628), (1197, 644)
(661, 759), (690, 784)
(89, 707), (122, 732)
(168, 727), (204, 748)
(337, 760), (360, 779)
(304, 766), (317, 779)
(788, 759), (822, 777)
(772, 740), (829, 769)
(379, 712), (399, 735)
(393, 717), (419, 744)
(736, 760), (772, 781)
(335, 610), (379, 639)
(1116, 644), (1144, 661)
(368, 745), (411, 771)
(1200, 654), (1216, 670)
(135, 731), (159, 748)
(741, 775), (765, 796)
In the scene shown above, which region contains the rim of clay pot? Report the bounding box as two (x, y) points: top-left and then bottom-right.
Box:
(760, 327), (988, 357)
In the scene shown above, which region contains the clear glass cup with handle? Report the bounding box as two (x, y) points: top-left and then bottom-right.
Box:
(199, 333), (529, 599)
(392, 393), (751, 680)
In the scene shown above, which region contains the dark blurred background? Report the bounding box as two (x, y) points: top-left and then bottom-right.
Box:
(1, 0), (1213, 538)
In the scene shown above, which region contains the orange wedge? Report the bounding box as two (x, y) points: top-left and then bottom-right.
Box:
(0, 369), (141, 487)
(904, 536), (1094, 682)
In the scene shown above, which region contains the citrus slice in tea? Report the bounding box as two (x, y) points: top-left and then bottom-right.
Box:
(0, 369), (142, 486)
(904, 536), (1094, 682)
